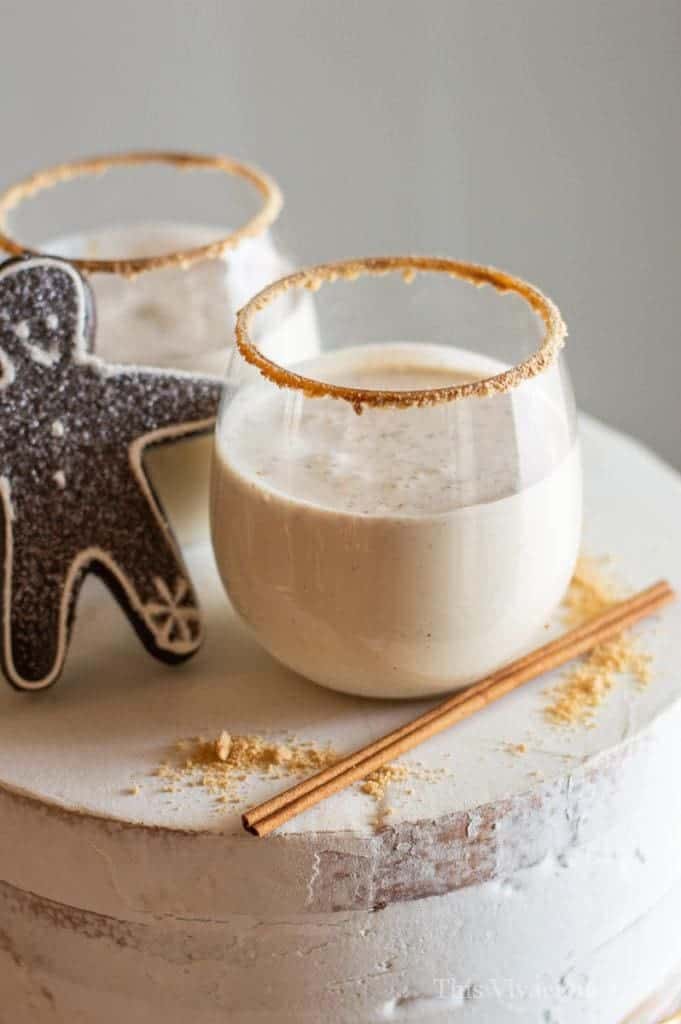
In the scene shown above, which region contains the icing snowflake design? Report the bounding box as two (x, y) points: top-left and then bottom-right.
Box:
(0, 255), (223, 691)
(144, 576), (201, 651)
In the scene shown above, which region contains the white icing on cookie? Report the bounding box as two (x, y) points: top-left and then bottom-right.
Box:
(143, 576), (200, 650)
(24, 342), (60, 367)
(0, 351), (15, 390)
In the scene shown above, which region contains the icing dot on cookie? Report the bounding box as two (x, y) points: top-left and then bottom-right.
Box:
(46, 314), (59, 331)
(53, 470), (66, 490)
(51, 420), (65, 438)
(14, 322), (30, 341)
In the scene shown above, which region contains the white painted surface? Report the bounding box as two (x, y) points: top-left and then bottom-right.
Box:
(0, 416), (677, 834)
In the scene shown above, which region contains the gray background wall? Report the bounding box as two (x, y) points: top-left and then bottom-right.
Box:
(1, 0), (679, 468)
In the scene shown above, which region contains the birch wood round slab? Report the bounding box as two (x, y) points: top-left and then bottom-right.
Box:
(1, 415), (680, 1024)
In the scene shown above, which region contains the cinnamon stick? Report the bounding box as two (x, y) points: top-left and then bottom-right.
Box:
(243, 581), (675, 837)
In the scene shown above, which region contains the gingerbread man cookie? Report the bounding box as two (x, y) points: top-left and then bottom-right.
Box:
(0, 255), (223, 690)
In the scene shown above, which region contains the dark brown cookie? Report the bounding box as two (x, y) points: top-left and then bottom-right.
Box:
(0, 255), (223, 690)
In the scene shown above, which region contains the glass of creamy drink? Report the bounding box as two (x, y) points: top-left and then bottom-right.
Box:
(0, 152), (319, 546)
(212, 256), (582, 699)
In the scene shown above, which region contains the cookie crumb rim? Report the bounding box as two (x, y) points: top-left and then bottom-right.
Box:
(0, 151), (282, 277)
(235, 255), (567, 409)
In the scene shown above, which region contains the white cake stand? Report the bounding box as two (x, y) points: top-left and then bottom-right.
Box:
(1, 416), (680, 1024)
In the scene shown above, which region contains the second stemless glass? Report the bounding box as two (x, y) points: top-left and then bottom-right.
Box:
(212, 257), (582, 699)
(0, 152), (319, 545)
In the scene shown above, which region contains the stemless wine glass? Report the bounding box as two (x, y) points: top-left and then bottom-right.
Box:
(0, 151), (319, 545)
(211, 256), (582, 700)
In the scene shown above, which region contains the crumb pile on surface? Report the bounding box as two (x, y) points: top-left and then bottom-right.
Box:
(504, 742), (528, 756)
(544, 558), (652, 726)
(359, 761), (450, 826)
(360, 763), (411, 800)
(153, 732), (338, 805)
(143, 730), (449, 820)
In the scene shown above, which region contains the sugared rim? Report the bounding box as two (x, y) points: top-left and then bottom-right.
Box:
(0, 150), (283, 276)
(235, 255), (567, 410)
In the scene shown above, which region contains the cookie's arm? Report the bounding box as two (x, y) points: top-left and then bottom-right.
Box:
(109, 369), (223, 442)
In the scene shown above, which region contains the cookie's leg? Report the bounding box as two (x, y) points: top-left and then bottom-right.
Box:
(0, 527), (77, 691)
(92, 486), (203, 665)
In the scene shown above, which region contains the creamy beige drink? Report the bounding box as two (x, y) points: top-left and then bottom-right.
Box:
(212, 342), (582, 698)
(46, 224), (319, 545)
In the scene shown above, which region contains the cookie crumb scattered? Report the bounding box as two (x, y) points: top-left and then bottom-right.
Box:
(148, 733), (337, 808)
(544, 557), (653, 726)
(216, 731), (232, 762)
(144, 730), (450, 821)
(361, 763), (410, 800)
(359, 759), (450, 830)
